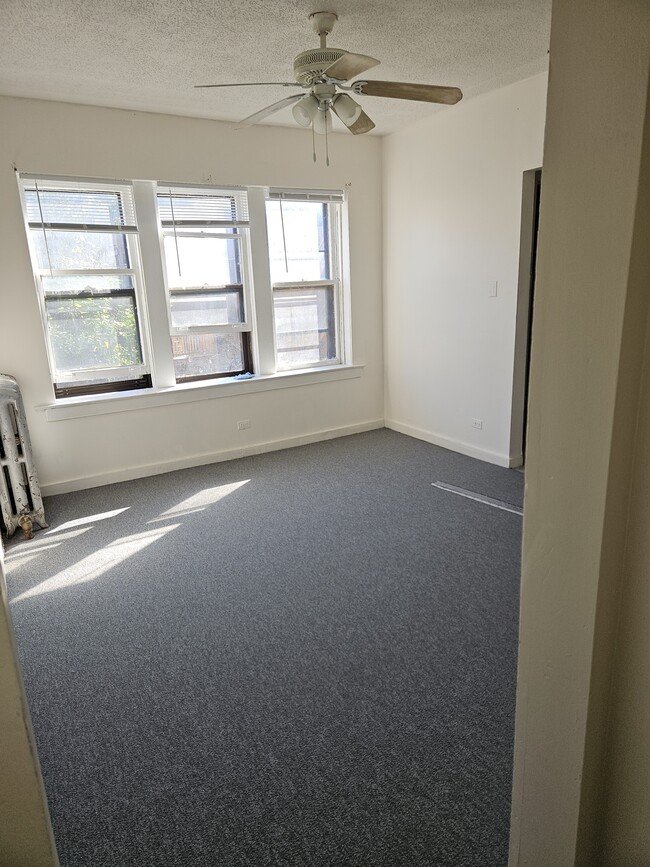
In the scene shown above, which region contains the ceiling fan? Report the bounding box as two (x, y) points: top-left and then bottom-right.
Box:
(196, 11), (463, 158)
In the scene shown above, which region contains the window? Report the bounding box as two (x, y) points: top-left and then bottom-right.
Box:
(266, 191), (343, 371)
(18, 176), (350, 402)
(20, 178), (150, 397)
(157, 186), (253, 382)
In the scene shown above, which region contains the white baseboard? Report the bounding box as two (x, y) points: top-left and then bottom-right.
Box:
(41, 419), (385, 496)
(385, 419), (512, 468)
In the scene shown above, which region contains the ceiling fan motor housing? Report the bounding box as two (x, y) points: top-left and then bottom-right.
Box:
(293, 48), (346, 85)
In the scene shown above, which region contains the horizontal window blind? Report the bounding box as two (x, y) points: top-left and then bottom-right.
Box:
(23, 183), (137, 232)
(268, 188), (344, 204)
(157, 187), (249, 228)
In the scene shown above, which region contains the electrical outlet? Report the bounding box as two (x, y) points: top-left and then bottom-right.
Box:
(471, 418), (483, 430)
(237, 419), (251, 431)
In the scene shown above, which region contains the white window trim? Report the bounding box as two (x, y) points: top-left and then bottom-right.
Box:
(266, 192), (346, 372)
(18, 175), (355, 414)
(39, 364), (365, 421)
(18, 177), (153, 393)
(152, 182), (255, 383)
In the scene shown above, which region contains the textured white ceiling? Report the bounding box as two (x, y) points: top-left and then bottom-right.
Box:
(0, 0), (551, 135)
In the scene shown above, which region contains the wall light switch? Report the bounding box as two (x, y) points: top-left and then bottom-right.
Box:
(489, 281), (498, 297)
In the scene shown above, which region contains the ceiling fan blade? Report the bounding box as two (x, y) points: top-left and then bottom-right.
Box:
(356, 81), (463, 104)
(195, 82), (301, 89)
(233, 94), (304, 129)
(323, 52), (380, 82)
(347, 110), (376, 136)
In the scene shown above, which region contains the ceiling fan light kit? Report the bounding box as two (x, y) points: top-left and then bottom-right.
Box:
(196, 11), (463, 163)
(292, 94), (319, 127)
(332, 93), (362, 127)
(313, 105), (333, 135)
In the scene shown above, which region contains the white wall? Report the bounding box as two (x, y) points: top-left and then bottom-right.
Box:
(0, 96), (384, 492)
(590, 23), (650, 861)
(601, 301), (650, 865)
(382, 73), (547, 467)
(508, 0), (650, 862)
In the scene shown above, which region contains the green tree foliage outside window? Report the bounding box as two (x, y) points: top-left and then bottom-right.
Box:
(46, 296), (142, 374)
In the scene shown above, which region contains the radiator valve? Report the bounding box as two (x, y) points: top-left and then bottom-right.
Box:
(18, 512), (33, 540)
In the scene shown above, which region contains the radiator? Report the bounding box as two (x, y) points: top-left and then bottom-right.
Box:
(0, 374), (47, 538)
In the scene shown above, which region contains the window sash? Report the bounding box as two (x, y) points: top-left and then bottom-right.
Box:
(273, 278), (341, 289)
(161, 231), (244, 293)
(20, 177), (152, 396)
(266, 200), (334, 285)
(43, 286), (148, 382)
(54, 375), (153, 399)
(158, 187), (254, 383)
(171, 331), (253, 383)
(28, 223), (139, 234)
(38, 268), (137, 279)
(272, 282), (340, 370)
(161, 231), (240, 240)
(168, 285), (248, 334)
(36, 239), (149, 382)
(266, 194), (343, 371)
(54, 364), (150, 381)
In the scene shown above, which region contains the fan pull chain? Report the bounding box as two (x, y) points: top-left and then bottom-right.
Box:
(34, 181), (54, 277)
(312, 123), (317, 163)
(325, 112), (330, 167)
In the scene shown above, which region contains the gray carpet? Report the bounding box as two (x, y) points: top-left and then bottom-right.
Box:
(5, 429), (523, 866)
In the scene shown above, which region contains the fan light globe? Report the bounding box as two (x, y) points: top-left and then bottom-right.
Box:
(333, 93), (362, 127)
(313, 106), (332, 135)
(292, 95), (319, 127)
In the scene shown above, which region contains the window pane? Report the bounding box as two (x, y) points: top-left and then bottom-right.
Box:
(31, 230), (130, 270)
(266, 201), (330, 283)
(169, 289), (243, 329)
(163, 234), (241, 288)
(42, 275), (134, 295)
(273, 286), (336, 369)
(171, 333), (248, 381)
(45, 295), (143, 377)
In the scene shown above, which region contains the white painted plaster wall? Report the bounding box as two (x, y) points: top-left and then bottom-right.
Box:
(601, 307), (650, 865)
(596, 28), (650, 862)
(382, 73), (547, 466)
(508, 0), (650, 861)
(0, 96), (383, 492)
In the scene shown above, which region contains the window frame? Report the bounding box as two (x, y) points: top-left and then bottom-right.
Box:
(266, 191), (345, 372)
(18, 176), (152, 398)
(17, 175), (352, 405)
(156, 185), (255, 383)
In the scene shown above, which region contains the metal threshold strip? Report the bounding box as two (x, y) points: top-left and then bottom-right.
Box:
(432, 482), (523, 516)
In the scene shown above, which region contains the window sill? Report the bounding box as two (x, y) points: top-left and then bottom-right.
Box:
(39, 364), (365, 422)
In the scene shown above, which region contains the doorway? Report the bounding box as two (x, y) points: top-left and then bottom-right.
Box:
(510, 168), (542, 467)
